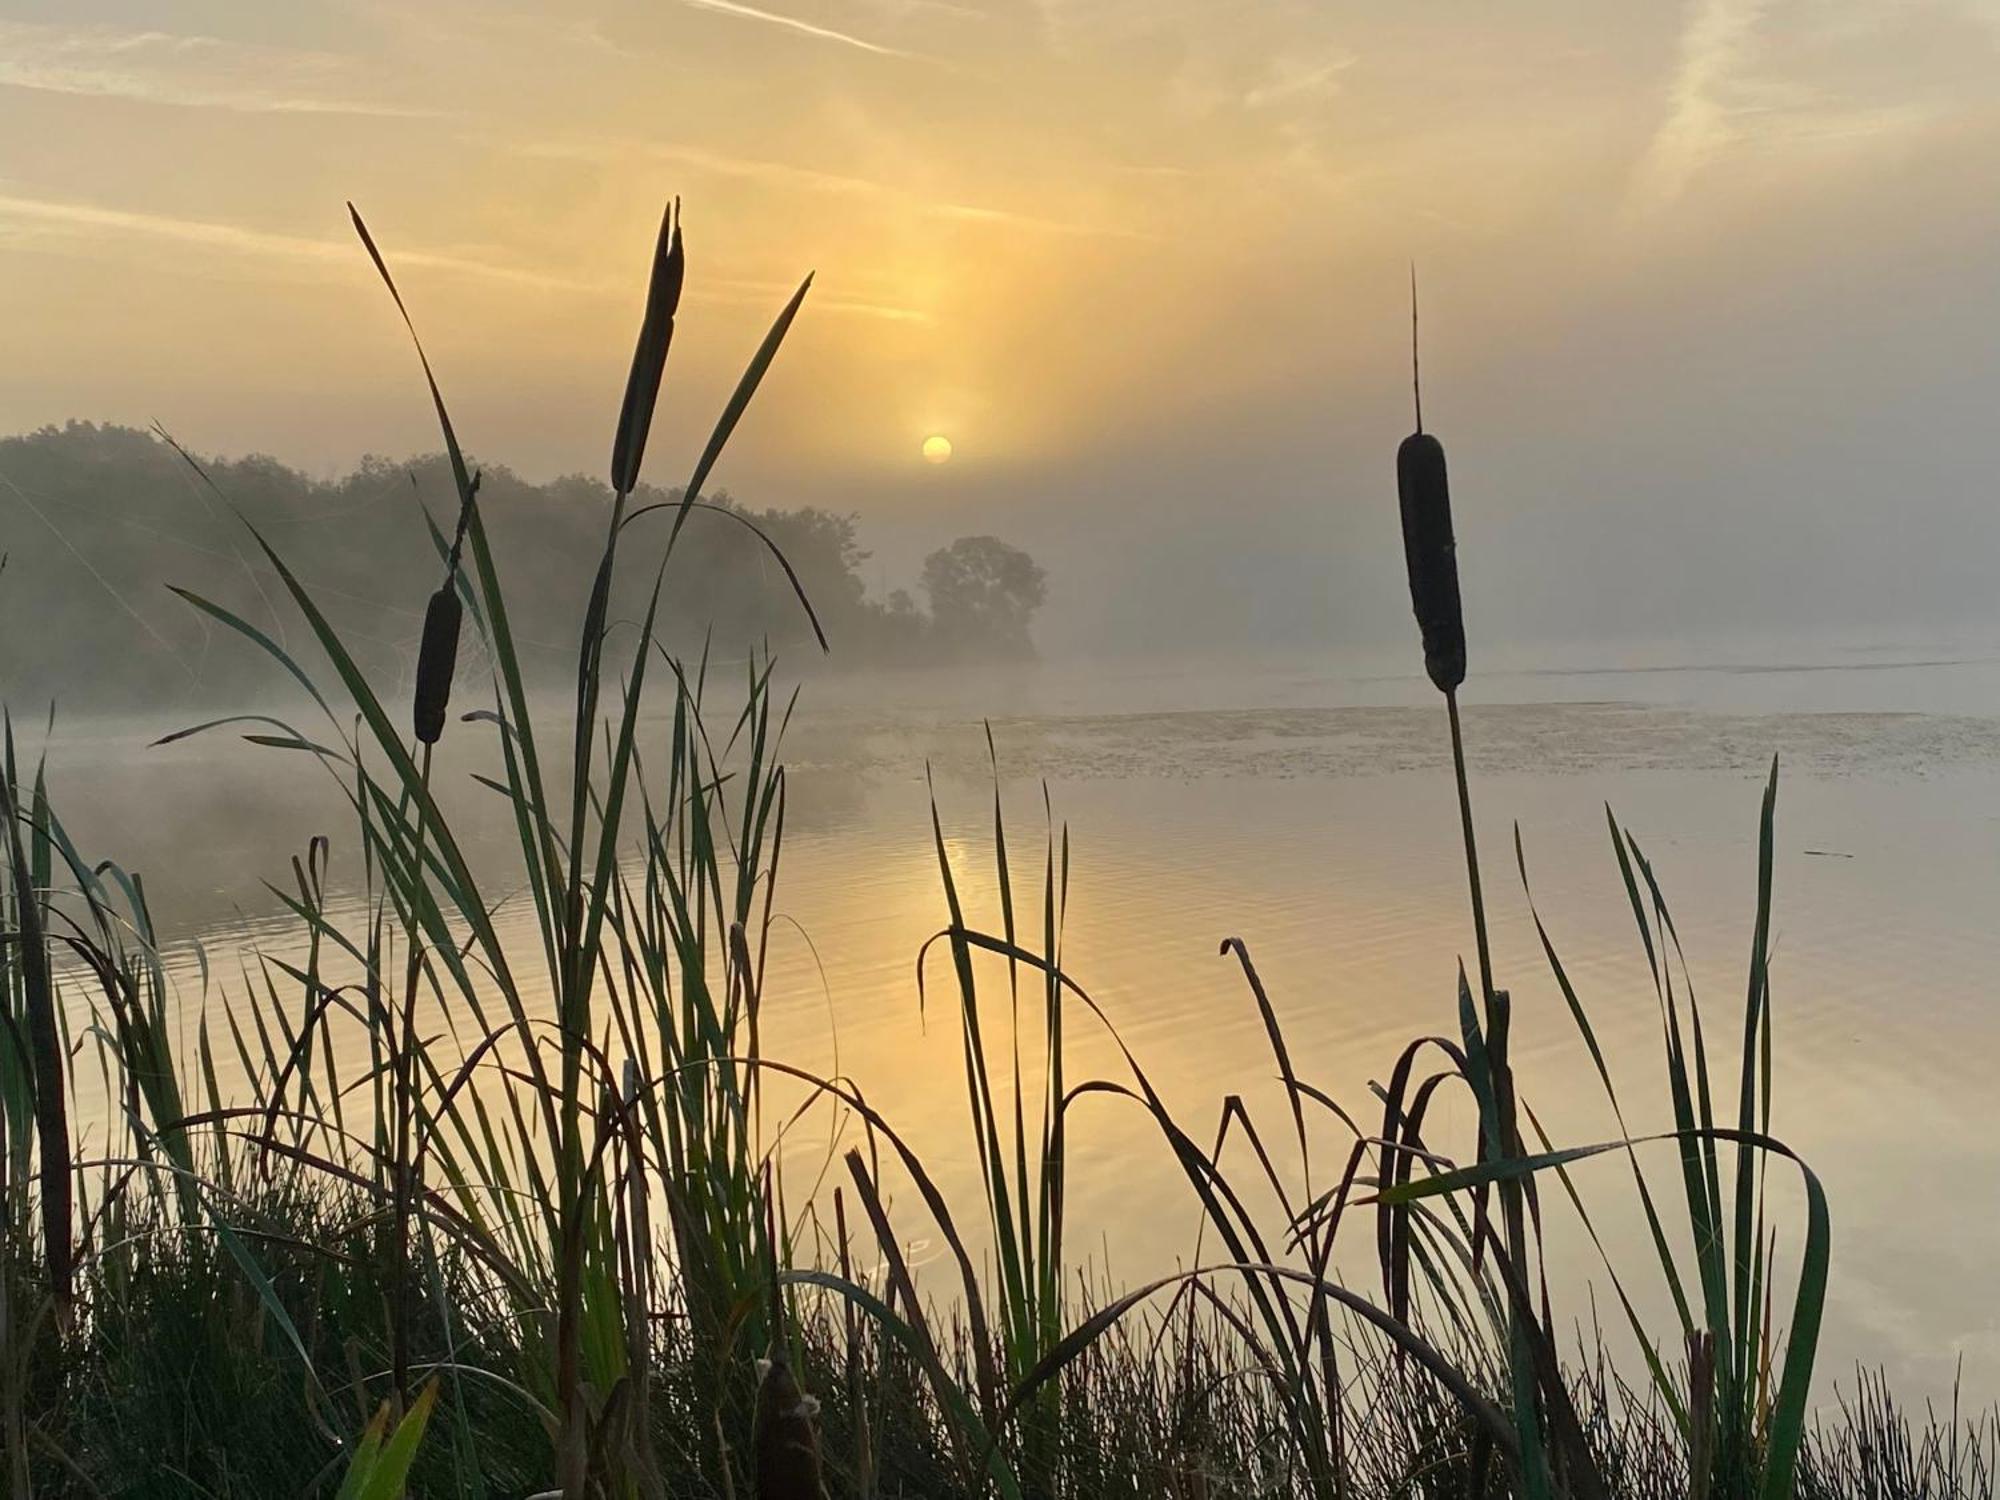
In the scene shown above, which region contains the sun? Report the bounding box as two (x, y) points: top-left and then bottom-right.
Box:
(921, 433), (954, 464)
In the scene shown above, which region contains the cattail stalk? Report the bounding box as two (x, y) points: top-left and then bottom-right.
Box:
(1444, 694), (1494, 1008)
(389, 739), (431, 1408)
(394, 476), (477, 1403)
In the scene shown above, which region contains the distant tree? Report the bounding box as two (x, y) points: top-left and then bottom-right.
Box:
(869, 586), (929, 664)
(920, 535), (1046, 658)
(0, 424), (1044, 710)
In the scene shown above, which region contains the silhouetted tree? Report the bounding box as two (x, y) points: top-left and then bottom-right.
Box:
(0, 424), (1054, 710)
(921, 535), (1046, 658)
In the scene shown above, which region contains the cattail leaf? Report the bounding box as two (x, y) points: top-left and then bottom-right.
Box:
(982, 1261), (1516, 1476)
(152, 712), (340, 754)
(1397, 431), (1465, 693)
(620, 497), (827, 650)
(336, 1380), (438, 1500)
(164, 582), (335, 725)
(610, 201), (685, 497)
(2, 755), (72, 1315)
(1515, 823), (1698, 1340)
(347, 204), (477, 517)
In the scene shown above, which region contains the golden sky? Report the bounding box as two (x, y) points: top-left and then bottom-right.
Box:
(3, 1), (1998, 646)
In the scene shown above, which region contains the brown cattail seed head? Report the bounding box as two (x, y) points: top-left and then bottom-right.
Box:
(1397, 431), (1465, 693)
(610, 201), (685, 497)
(413, 584), (463, 744)
(752, 1349), (825, 1500)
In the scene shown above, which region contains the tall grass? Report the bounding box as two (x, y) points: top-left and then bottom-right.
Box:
(0, 205), (1979, 1500)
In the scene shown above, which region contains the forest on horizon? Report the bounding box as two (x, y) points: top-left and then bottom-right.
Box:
(0, 421), (1047, 716)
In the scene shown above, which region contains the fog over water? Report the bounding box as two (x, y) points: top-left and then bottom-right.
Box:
(38, 640), (2000, 1407)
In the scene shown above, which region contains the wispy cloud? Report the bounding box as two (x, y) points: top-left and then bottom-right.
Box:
(703, 273), (933, 322)
(0, 21), (440, 118)
(932, 200), (1156, 241)
(516, 135), (893, 197)
(0, 192), (930, 320)
(1628, 0), (1967, 215)
(1242, 50), (1356, 111)
(676, 0), (912, 58)
(1630, 0), (1770, 212)
(0, 194), (605, 291)
(852, 0), (985, 20)
(517, 133), (1152, 241)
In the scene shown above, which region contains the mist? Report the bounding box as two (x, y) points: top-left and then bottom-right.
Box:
(5, 3), (1997, 684)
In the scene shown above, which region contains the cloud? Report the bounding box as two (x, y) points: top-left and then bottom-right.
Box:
(1242, 50), (1356, 111)
(0, 192), (930, 319)
(703, 274), (934, 321)
(516, 135), (894, 198)
(0, 21), (441, 118)
(517, 134), (1151, 240)
(852, 0), (985, 19)
(675, 0), (912, 57)
(1626, 0), (1972, 217)
(931, 200), (1156, 241)
(1629, 0), (1771, 213)
(0, 193), (607, 291)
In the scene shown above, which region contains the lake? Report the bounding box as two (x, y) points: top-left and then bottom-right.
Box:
(40, 636), (2000, 1411)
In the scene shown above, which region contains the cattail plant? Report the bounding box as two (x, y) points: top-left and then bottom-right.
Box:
(1396, 269), (1542, 1478)
(358, 239), (485, 1400)
(543, 196), (689, 1498)
(394, 468), (478, 1400)
(336, 192), (817, 1495)
(1396, 270), (1486, 1001)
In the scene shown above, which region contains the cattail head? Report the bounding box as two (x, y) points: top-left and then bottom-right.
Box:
(752, 1346), (825, 1500)
(610, 199), (685, 498)
(1398, 430), (1465, 693)
(413, 583), (463, 744)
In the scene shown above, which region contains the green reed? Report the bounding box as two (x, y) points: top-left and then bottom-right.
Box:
(123, 199), (821, 1496)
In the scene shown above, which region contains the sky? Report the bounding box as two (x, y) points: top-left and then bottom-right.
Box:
(2, 0), (1998, 656)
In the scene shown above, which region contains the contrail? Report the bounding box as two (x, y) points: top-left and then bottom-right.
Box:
(678, 0), (912, 58)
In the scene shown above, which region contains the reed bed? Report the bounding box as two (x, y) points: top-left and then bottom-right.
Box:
(0, 211), (1989, 1500)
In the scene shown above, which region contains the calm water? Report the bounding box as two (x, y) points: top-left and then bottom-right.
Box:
(43, 639), (2000, 1409)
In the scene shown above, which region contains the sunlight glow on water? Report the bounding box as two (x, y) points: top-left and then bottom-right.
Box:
(46, 646), (2000, 1408)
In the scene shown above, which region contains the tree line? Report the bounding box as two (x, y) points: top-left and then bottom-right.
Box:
(0, 423), (1046, 713)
